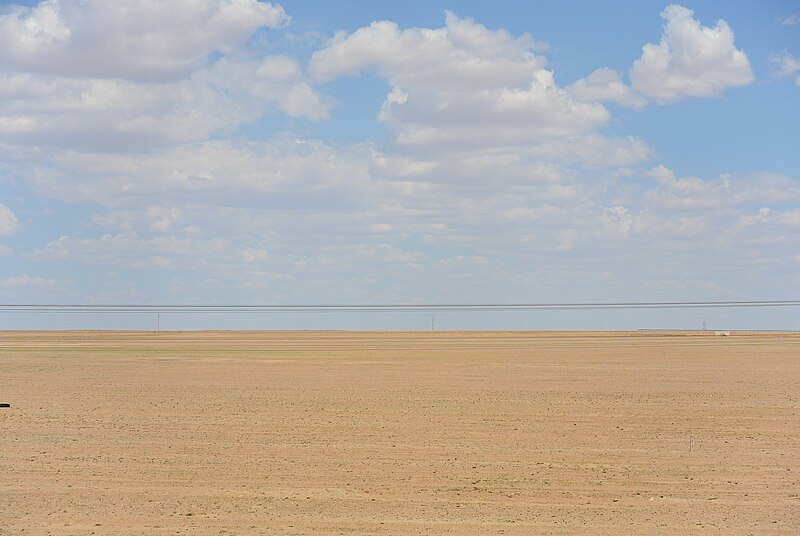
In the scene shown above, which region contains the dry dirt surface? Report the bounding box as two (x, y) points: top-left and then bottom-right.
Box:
(1, 330), (799, 535)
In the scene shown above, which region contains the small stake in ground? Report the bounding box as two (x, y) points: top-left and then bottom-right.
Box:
(689, 434), (695, 452)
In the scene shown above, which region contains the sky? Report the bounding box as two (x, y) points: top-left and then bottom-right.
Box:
(0, 0), (799, 330)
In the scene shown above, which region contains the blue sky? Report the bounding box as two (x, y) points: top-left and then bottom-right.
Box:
(0, 0), (798, 330)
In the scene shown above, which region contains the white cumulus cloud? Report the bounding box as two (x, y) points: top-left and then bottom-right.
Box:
(0, 2), (329, 152)
(630, 4), (753, 102)
(0, 56), (332, 152)
(2, 4), (796, 308)
(25, 138), (372, 206)
(0, 0), (289, 81)
(643, 165), (800, 211)
(566, 68), (647, 109)
(311, 12), (608, 152)
(311, 11), (547, 89)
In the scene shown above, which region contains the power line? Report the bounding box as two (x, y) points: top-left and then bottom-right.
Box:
(1, 300), (799, 313)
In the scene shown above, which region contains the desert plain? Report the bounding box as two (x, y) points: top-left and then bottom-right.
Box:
(1, 330), (798, 535)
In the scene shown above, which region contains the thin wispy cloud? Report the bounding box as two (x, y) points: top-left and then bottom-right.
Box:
(781, 13), (800, 26)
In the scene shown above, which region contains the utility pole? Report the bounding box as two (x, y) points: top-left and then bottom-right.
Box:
(431, 313), (435, 331)
(157, 312), (160, 332)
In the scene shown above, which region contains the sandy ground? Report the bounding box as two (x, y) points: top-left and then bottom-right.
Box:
(1, 330), (799, 535)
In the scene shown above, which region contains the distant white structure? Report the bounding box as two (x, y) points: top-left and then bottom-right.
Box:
(714, 331), (730, 337)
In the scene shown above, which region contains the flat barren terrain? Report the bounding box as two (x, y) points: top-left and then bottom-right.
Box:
(1, 330), (799, 535)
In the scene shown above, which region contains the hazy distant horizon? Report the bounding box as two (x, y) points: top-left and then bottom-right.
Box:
(2, 305), (797, 331)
